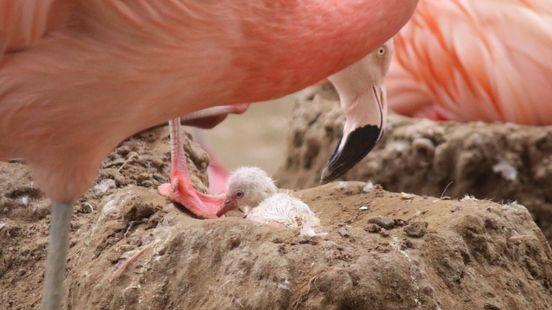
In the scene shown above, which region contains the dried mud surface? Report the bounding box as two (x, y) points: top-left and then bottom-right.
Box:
(1, 123), (552, 309)
(0, 127), (209, 309)
(276, 85), (552, 244)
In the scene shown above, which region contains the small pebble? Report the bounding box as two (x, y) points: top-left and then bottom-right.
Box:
(395, 219), (407, 227)
(404, 222), (428, 238)
(116, 145), (131, 156)
(421, 286), (434, 296)
(368, 216), (397, 230)
(362, 182), (375, 193)
(152, 174), (166, 183)
(483, 303), (501, 310)
(139, 180), (154, 188)
(338, 226), (350, 238)
(80, 202), (95, 214)
(359, 205), (369, 211)
(297, 235), (319, 245)
(401, 239), (414, 249)
(104, 158), (125, 168)
(365, 224), (381, 233)
(297, 236), (310, 244)
(400, 192), (415, 200)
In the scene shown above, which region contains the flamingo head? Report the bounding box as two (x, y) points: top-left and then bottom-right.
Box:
(321, 40), (394, 182)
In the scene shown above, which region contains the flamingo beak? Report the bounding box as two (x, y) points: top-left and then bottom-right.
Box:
(321, 84), (387, 183)
(216, 195), (239, 217)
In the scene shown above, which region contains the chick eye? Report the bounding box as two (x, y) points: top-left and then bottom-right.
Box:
(377, 47), (385, 56)
(236, 191), (244, 198)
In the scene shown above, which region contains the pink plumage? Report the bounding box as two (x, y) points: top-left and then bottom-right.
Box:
(0, 0), (418, 203)
(387, 0), (552, 124)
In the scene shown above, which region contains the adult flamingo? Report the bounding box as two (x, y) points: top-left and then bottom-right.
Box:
(387, 0), (552, 124)
(0, 1), (418, 309)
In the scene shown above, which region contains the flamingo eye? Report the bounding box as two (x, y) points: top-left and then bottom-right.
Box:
(236, 191), (244, 198)
(377, 47), (385, 56)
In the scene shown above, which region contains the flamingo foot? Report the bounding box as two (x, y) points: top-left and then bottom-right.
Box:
(159, 175), (224, 219)
(159, 118), (226, 218)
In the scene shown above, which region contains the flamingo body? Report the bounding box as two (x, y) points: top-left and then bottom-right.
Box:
(387, 0), (552, 124)
(0, 0), (418, 203)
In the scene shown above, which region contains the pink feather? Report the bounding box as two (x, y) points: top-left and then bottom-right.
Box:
(388, 0), (552, 125)
(0, 0), (418, 202)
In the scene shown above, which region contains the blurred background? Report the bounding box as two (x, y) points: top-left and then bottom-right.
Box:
(200, 96), (296, 174)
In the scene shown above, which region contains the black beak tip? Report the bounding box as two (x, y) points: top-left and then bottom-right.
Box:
(320, 167), (336, 184)
(320, 125), (382, 184)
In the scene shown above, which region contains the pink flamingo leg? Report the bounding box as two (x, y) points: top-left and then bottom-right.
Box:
(159, 118), (224, 219)
(189, 129), (230, 194)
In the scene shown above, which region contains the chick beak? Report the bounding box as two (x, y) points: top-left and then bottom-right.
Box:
(216, 196), (239, 217)
(321, 84), (386, 183)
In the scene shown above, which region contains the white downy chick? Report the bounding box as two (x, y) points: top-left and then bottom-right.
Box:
(217, 166), (277, 216)
(217, 167), (324, 236)
(247, 193), (324, 237)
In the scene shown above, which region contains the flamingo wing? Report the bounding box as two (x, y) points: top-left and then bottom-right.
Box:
(0, 0), (71, 56)
(389, 0), (552, 125)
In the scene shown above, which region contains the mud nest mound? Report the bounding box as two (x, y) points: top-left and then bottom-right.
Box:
(1, 123), (552, 309)
(67, 184), (552, 310)
(276, 85), (552, 245)
(0, 126), (209, 309)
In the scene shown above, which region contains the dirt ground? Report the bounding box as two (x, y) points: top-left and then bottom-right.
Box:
(0, 127), (208, 309)
(276, 85), (552, 245)
(1, 124), (552, 309)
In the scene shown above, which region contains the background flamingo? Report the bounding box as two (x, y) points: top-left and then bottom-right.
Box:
(387, 0), (552, 124)
(0, 1), (418, 309)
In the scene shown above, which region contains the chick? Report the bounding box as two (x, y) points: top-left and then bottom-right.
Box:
(217, 167), (324, 236)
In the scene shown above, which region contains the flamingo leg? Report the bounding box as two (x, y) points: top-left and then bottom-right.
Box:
(43, 202), (73, 310)
(158, 118), (224, 219)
